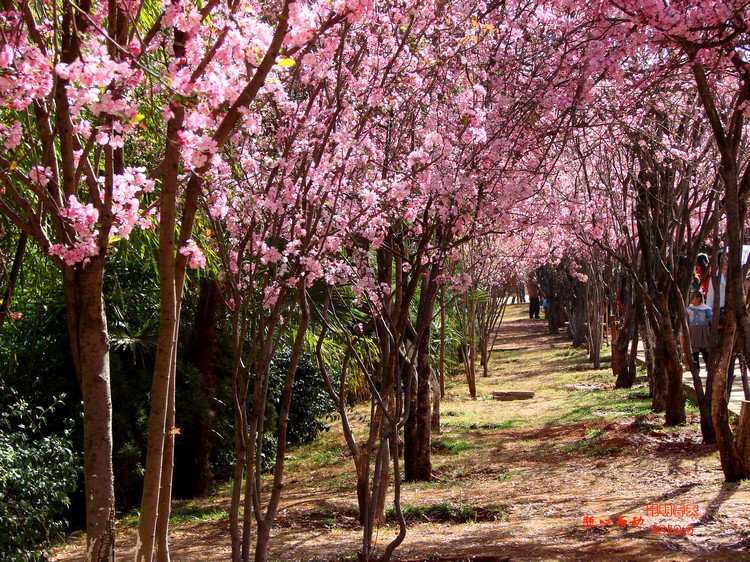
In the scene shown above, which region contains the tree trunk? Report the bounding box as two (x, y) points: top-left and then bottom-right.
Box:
(675, 289), (716, 443)
(480, 337), (489, 378)
(661, 325), (687, 426)
(253, 287), (309, 561)
(586, 270), (603, 369)
(404, 331), (432, 481)
(627, 322), (639, 386)
(736, 400), (750, 470)
(156, 367), (177, 561)
(404, 267), (439, 481)
(650, 347), (668, 413)
(64, 257), (116, 560)
(439, 287), (446, 397)
(685, 57), (750, 479)
(710, 321), (749, 479)
(431, 367), (440, 434)
(612, 305), (635, 388)
(180, 279), (221, 497)
(0, 231), (27, 333)
(547, 298), (565, 334)
(135, 88), (185, 561)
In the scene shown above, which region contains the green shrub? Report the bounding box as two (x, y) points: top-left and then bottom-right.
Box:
(269, 352), (337, 447)
(0, 388), (79, 560)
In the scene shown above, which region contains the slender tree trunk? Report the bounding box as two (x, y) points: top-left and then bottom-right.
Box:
(404, 356), (419, 478)
(650, 346), (668, 413)
(586, 271), (603, 369)
(627, 322), (639, 384)
(439, 287), (446, 397)
(404, 267), (439, 481)
(0, 231), (27, 333)
(736, 400), (750, 470)
(613, 304), (635, 388)
(135, 76), (185, 559)
(156, 364), (177, 561)
(431, 367), (440, 434)
(662, 325), (687, 426)
(253, 286), (309, 561)
(710, 321), (747, 479)
(689, 57), (750, 479)
(675, 291), (716, 443)
(64, 257), (116, 560)
(410, 331), (433, 480)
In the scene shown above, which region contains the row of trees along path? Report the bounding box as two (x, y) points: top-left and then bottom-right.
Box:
(52, 304), (750, 560)
(3, 0), (750, 560)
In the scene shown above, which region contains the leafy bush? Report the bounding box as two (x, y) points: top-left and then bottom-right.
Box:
(0, 388), (79, 560)
(269, 352), (337, 447)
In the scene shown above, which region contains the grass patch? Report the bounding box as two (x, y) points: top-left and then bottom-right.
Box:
(309, 444), (345, 465)
(321, 471), (357, 490)
(542, 387), (652, 425)
(386, 501), (509, 523)
(440, 419), (521, 431)
(169, 500), (229, 523)
(119, 500), (230, 526)
(431, 437), (474, 455)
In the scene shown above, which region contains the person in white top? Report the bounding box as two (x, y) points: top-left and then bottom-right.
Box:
(706, 255), (727, 315)
(686, 292), (713, 375)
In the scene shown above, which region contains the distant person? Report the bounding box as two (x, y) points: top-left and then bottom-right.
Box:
(519, 279), (526, 303)
(695, 253), (710, 298)
(686, 292), (712, 376)
(706, 253), (727, 320)
(527, 274), (540, 319)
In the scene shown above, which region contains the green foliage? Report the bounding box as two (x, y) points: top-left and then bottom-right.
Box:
(431, 301), (464, 376)
(308, 444), (344, 466)
(168, 499), (228, 523)
(386, 500), (508, 523)
(542, 387), (653, 425)
(0, 388), (79, 560)
(430, 437), (475, 455)
(305, 283), (378, 404)
(268, 352), (337, 448)
(440, 419), (521, 431)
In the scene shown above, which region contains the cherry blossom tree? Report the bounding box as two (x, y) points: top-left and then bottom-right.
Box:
(0, 0), (355, 558)
(573, 0), (748, 458)
(0, 3), (158, 555)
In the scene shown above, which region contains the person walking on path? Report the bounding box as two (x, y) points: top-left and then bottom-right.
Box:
(686, 291), (712, 376)
(527, 274), (540, 319)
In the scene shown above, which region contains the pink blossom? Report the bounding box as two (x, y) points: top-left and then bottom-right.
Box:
(29, 166), (51, 186)
(407, 149), (429, 169)
(2, 120), (23, 149)
(128, 39), (142, 57)
(179, 239), (207, 269)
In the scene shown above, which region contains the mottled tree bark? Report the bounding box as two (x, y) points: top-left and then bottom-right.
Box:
(63, 257), (115, 560)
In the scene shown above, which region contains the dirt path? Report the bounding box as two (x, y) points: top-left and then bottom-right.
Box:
(52, 305), (750, 561)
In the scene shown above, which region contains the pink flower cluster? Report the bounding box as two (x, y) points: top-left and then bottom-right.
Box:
(46, 167), (156, 266)
(111, 167), (156, 238)
(179, 239), (207, 269)
(0, 13), (53, 110)
(49, 196), (100, 266)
